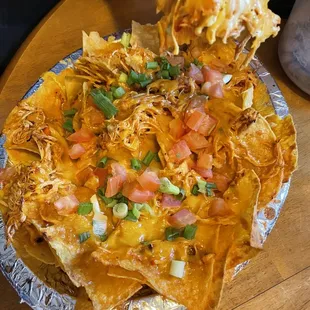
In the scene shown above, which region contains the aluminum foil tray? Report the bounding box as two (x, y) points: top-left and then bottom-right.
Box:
(0, 30), (291, 310)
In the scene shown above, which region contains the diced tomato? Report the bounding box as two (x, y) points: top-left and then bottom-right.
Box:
(208, 198), (233, 217)
(197, 151), (213, 169)
(67, 128), (94, 143)
(111, 162), (127, 182)
(181, 131), (211, 152)
(169, 119), (185, 139)
(76, 167), (93, 184)
(137, 169), (160, 192)
(54, 194), (79, 216)
(197, 114), (218, 136)
(94, 168), (108, 187)
(161, 194), (182, 208)
(201, 82), (224, 98)
(128, 188), (155, 203)
(168, 140), (192, 163)
(186, 110), (207, 131)
(187, 63), (204, 84)
(207, 173), (230, 192)
(105, 175), (123, 198)
(166, 56), (184, 68)
(184, 95), (207, 123)
(168, 209), (197, 228)
(194, 167), (213, 178)
(122, 182), (155, 203)
(0, 167), (16, 184)
(68, 144), (86, 160)
(201, 66), (223, 84)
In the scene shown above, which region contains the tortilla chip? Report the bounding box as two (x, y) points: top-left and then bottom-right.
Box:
(131, 21), (160, 54)
(107, 266), (146, 283)
(41, 215), (141, 309)
(267, 114), (298, 182)
(253, 82), (275, 117)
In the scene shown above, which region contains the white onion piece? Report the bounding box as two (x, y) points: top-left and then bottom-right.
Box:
(222, 74), (232, 84)
(113, 203), (128, 219)
(93, 213), (107, 236)
(169, 260), (186, 278)
(90, 194), (101, 214)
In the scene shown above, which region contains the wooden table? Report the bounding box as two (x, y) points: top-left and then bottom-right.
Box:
(0, 1), (309, 309)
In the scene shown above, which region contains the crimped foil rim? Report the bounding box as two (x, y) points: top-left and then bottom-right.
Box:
(0, 30), (291, 309)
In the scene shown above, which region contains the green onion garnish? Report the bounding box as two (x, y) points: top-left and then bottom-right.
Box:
(161, 70), (170, 79)
(119, 72), (128, 83)
(90, 89), (118, 119)
(132, 204), (141, 219)
(63, 119), (74, 133)
(121, 32), (131, 48)
(183, 224), (197, 240)
(113, 203), (128, 219)
(77, 202), (93, 215)
(169, 65), (180, 77)
(175, 188), (186, 201)
(97, 156), (109, 168)
(193, 58), (203, 67)
(165, 227), (182, 241)
(154, 153), (161, 162)
(159, 177), (180, 195)
(124, 210), (138, 222)
(131, 158), (142, 170)
(112, 86), (126, 99)
(64, 108), (77, 117)
(191, 184), (199, 196)
(140, 79), (152, 88)
(79, 232), (90, 243)
(206, 182), (217, 196)
(100, 233), (108, 242)
(97, 188), (117, 207)
(142, 150), (156, 166)
(146, 61), (159, 69)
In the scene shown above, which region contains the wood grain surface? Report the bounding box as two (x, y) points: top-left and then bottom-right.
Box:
(0, 0), (309, 309)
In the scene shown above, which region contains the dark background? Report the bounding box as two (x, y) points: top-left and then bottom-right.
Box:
(0, 0), (295, 75)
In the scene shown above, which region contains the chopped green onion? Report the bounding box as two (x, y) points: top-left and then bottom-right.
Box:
(97, 156), (108, 168)
(165, 227), (182, 241)
(146, 61), (159, 69)
(90, 89), (118, 119)
(97, 188), (117, 207)
(193, 58), (203, 67)
(132, 204), (141, 219)
(79, 232), (90, 243)
(206, 182), (217, 196)
(140, 79), (152, 88)
(64, 108), (77, 117)
(63, 119), (74, 133)
(113, 203), (128, 219)
(124, 210), (138, 222)
(77, 202), (93, 215)
(132, 203), (155, 217)
(112, 86), (126, 99)
(127, 70), (139, 85)
(197, 180), (217, 196)
(169, 260), (186, 278)
(105, 91), (113, 102)
(131, 158), (142, 171)
(191, 184), (199, 196)
(142, 150), (155, 166)
(161, 70), (170, 79)
(118, 195), (128, 204)
(121, 32), (131, 48)
(100, 233), (108, 242)
(119, 72), (128, 83)
(175, 188), (186, 201)
(159, 177), (180, 195)
(183, 224), (197, 240)
(154, 152), (161, 162)
(169, 65), (180, 77)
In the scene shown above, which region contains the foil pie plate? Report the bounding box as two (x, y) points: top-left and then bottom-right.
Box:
(0, 30), (291, 309)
